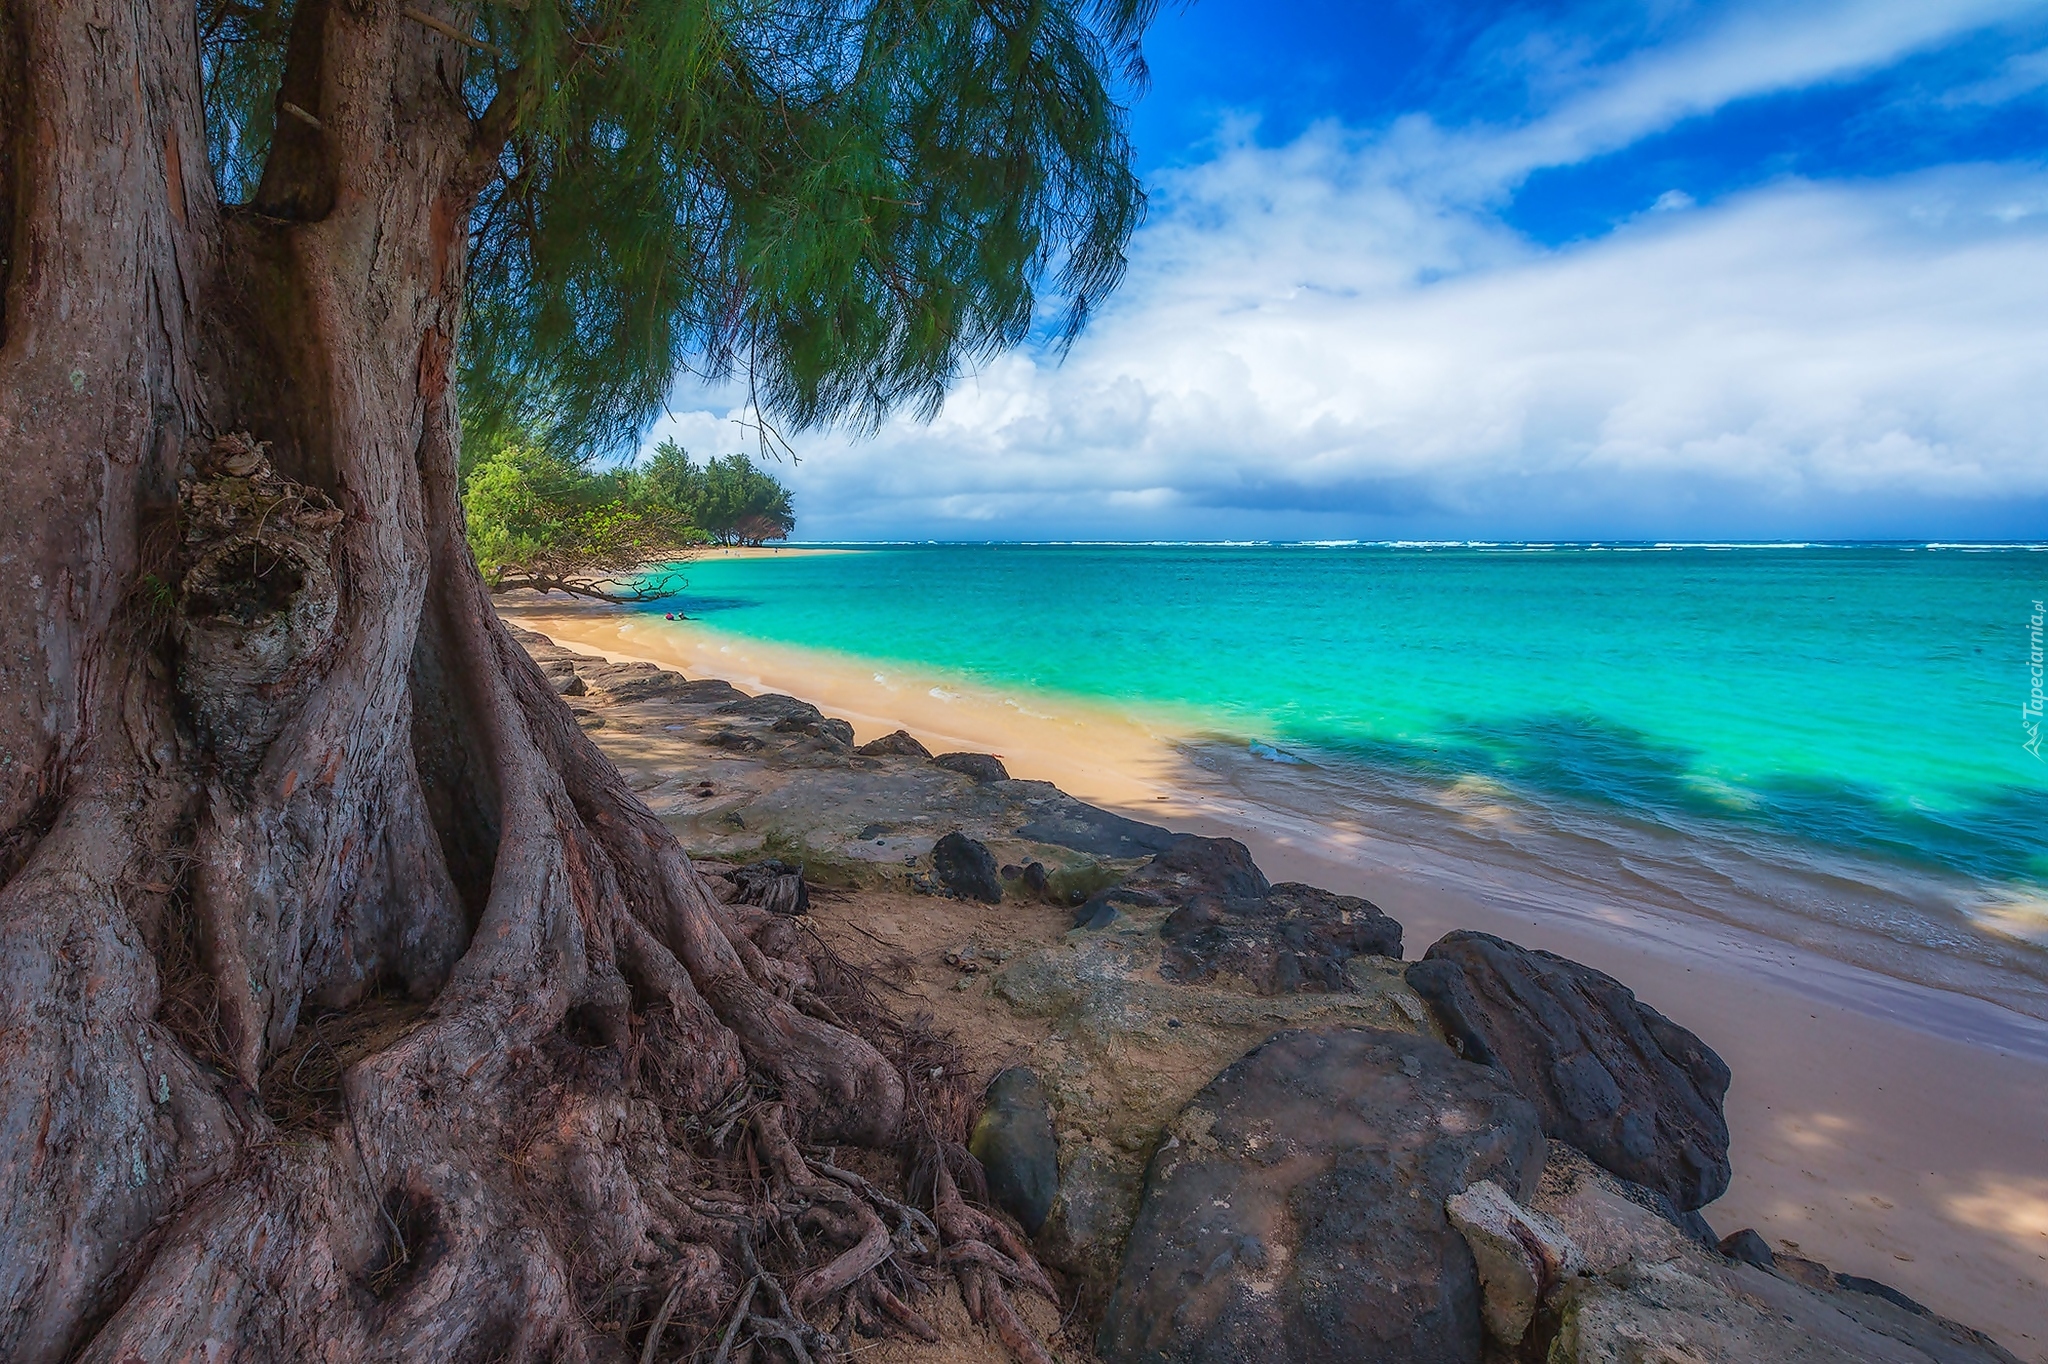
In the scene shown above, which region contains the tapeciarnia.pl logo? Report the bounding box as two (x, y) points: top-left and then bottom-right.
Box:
(2027, 599), (2044, 761)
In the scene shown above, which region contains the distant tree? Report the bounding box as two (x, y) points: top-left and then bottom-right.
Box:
(641, 442), (798, 546)
(463, 439), (701, 600)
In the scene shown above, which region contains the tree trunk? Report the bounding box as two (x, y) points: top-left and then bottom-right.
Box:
(0, 4), (1028, 1359)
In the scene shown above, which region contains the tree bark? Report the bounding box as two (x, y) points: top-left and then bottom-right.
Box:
(0, 3), (994, 1360)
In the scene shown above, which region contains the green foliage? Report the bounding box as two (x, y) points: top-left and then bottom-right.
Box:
(197, 0), (1154, 460)
(642, 441), (796, 545)
(462, 436), (705, 599)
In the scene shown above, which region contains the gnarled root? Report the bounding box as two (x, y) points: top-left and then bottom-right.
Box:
(933, 1157), (1061, 1364)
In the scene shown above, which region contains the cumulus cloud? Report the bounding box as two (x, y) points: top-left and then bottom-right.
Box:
(642, 2), (2048, 540)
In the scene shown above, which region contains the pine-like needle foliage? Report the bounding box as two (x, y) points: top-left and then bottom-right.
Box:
(198, 0), (1154, 460)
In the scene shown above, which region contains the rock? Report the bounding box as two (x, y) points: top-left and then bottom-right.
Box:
(856, 728), (932, 758)
(704, 729), (766, 752)
(970, 1067), (1058, 1235)
(538, 660), (586, 695)
(1719, 1227), (1775, 1269)
(1100, 1025), (1544, 1364)
(1160, 881), (1404, 994)
(674, 678), (747, 704)
(995, 943), (1433, 1306)
(1020, 861), (1050, 900)
(932, 751), (1010, 783)
(1528, 1139), (1719, 1252)
(932, 831), (1002, 903)
(1014, 796), (1179, 859)
(1445, 1179), (1581, 1347)
(723, 858), (809, 916)
(1531, 1143), (2023, 1364)
(1406, 931), (1731, 1211)
(1073, 837), (1404, 992)
(1074, 834), (1269, 928)
(604, 668), (688, 701)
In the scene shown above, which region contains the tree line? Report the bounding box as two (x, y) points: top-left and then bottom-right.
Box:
(462, 435), (797, 600)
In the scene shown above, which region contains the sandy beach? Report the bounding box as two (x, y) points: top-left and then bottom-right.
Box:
(501, 592), (2048, 1360)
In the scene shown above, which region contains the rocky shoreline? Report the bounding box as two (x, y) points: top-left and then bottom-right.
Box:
(515, 625), (2024, 1363)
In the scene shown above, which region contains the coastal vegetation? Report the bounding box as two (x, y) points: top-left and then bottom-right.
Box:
(0, 0), (1151, 1359)
(460, 436), (796, 599)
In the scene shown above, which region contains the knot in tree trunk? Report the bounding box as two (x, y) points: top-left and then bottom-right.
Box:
(172, 432), (345, 781)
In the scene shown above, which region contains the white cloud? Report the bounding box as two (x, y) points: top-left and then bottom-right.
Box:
(641, 2), (2048, 540)
(645, 152), (2048, 539)
(1466, 0), (2046, 187)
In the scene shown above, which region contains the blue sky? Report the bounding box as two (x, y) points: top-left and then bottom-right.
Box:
(647, 0), (2048, 540)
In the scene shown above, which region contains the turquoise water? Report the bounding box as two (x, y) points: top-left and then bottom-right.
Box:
(641, 544), (2048, 991)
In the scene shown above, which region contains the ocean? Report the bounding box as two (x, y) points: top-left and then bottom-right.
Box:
(639, 542), (2048, 1021)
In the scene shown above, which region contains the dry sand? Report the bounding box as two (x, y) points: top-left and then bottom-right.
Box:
(502, 594), (2048, 1360)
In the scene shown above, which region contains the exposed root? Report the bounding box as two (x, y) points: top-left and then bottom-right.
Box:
(614, 976), (1064, 1364)
(932, 1147), (1061, 1363)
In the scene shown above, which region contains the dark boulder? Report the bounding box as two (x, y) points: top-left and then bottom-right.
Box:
(970, 1067), (1058, 1235)
(932, 750), (1010, 783)
(1101, 1025), (1544, 1364)
(768, 706), (855, 749)
(1073, 834), (1269, 928)
(1160, 881), (1404, 995)
(856, 728), (932, 759)
(932, 831), (1002, 904)
(1406, 931), (1731, 1211)
(1072, 837), (1405, 992)
(1719, 1227), (1775, 1269)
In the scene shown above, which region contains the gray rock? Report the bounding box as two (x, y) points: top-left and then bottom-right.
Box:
(1719, 1227), (1775, 1269)
(932, 751), (1010, 783)
(970, 1067), (1058, 1235)
(768, 706), (854, 750)
(1100, 1025), (1544, 1364)
(932, 831), (1002, 903)
(1532, 1143), (2023, 1363)
(1407, 931), (1731, 1211)
(856, 728), (932, 758)
(603, 668), (688, 701)
(1444, 1179), (1581, 1347)
(1015, 797), (1179, 859)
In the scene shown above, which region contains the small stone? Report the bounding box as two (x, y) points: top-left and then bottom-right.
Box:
(1445, 1179), (1582, 1346)
(932, 831), (1003, 904)
(1719, 1227), (1775, 1269)
(971, 1067), (1060, 1236)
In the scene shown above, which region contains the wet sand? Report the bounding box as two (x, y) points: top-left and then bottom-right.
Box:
(500, 593), (2048, 1360)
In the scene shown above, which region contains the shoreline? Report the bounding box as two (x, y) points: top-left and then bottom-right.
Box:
(500, 593), (2048, 1359)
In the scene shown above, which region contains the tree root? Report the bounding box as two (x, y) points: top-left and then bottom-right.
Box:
(617, 1084), (1064, 1364)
